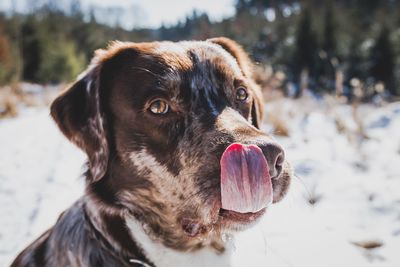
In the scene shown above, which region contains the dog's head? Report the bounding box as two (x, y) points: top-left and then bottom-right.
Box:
(51, 38), (291, 251)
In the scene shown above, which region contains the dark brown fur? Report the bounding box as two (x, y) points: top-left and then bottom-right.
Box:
(11, 38), (291, 267)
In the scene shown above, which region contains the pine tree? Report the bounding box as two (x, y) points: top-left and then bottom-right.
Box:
(21, 15), (41, 82)
(292, 6), (319, 93)
(318, 1), (338, 92)
(0, 23), (15, 84)
(347, 37), (365, 82)
(369, 26), (396, 95)
(322, 2), (336, 58)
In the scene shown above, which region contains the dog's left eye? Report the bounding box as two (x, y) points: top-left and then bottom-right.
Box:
(236, 87), (248, 102)
(149, 99), (169, 114)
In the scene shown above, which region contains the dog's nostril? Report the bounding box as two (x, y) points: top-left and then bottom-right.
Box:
(275, 152), (284, 167)
(272, 151), (284, 179)
(259, 143), (284, 180)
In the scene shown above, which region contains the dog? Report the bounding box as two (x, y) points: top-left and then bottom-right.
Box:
(11, 38), (292, 267)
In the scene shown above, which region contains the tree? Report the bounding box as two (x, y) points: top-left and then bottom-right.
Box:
(369, 26), (396, 95)
(292, 6), (319, 94)
(37, 38), (85, 83)
(0, 25), (15, 84)
(318, 1), (338, 92)
(21, 15), (41, 82)
(322, 2), (336, 58)
(346, 37), (365, 82)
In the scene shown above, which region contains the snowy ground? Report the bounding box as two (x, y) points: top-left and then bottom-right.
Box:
(1, 97), (399, 266)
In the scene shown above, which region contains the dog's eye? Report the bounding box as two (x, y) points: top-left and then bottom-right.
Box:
(236, 87), (248, 102)
(149, 99), (169, 114)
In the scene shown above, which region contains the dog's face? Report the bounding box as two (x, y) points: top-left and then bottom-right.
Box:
(51, 38), (291, 251)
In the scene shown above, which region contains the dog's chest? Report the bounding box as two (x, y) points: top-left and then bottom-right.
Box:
(126, 218), (232, 267)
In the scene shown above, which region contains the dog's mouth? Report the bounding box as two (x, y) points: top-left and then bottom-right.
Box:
(218, 207), (266, 223)
(220, 143), (273, 214)
(181, 143), (279, 236)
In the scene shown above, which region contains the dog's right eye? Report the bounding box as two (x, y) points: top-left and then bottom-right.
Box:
(236, 87), (248, 102)
(149, 99), (169, 115)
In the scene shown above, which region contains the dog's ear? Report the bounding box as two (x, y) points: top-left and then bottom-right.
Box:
(50, 62), (109, 183)
(250, 87), (264, 129)
(208, 37), (264, 128)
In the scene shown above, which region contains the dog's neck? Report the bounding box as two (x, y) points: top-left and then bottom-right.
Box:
(125, 215), (234, 267)
(84, 195), (233, 267)
(83, 196), (154, 266)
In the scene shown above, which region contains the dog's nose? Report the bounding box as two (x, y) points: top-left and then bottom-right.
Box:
(258, 143), (285, 179)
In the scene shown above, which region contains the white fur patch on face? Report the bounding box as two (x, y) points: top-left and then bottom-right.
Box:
(125, 216), (233, 267)
(129, 149), (174, 181)
(216, 107), (256, 133)
(128, 149), (204, 212)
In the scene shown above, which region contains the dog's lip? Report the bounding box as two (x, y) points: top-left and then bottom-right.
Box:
(218, 207), (266, 223)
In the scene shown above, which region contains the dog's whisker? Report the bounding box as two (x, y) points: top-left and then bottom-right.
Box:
(293, 173), (314, 201)
(294, 173), (309, 189)
(258, 226), (269, 256)
(129, 258), (153, 267)
(264, 243), (296, 267)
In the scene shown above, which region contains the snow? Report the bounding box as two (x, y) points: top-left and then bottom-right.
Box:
(1, 97), (399, 266)
(0, 109), (85, 265)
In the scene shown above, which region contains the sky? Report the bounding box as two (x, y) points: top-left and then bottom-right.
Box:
(0, 0), (236, 29)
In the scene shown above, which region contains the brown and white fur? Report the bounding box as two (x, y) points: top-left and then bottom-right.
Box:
(11, 38), (292, 267)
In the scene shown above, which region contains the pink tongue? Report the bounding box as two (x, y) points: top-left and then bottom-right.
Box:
(220, 143), (272, 213)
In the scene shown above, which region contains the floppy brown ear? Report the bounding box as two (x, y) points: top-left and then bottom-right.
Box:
(250, 86), (264, 129)
(50, 64), (109, 182)
(208, 37), (264, 128)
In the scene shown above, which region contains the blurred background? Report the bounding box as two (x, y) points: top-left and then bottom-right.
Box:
(0, 0), (399, 266)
